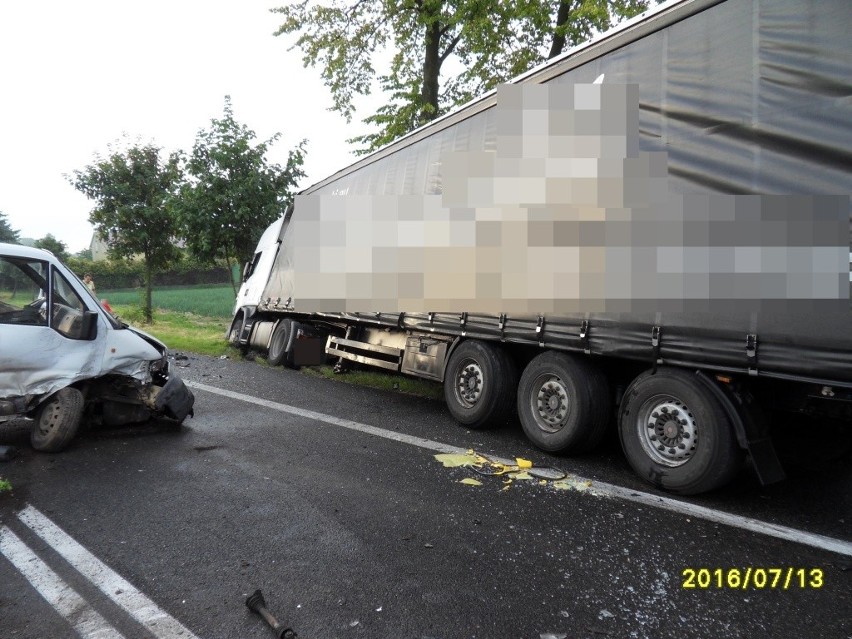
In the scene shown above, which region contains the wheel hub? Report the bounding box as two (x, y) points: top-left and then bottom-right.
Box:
(38, 404), (60, 434)
(663, 419), (679, 439)
(532, 376), (570, 433)
(456, 360), (483, 407)
(638, 398), (698, 467)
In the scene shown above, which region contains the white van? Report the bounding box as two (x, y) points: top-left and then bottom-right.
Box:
(0, 243), (194, 452)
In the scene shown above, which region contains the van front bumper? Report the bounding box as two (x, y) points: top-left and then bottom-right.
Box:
(154, 374), (195, 422)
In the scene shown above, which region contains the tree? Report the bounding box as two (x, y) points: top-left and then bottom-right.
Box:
(272, 0), (652, 153)
(0, 211), (20, 244)
(69, 142), (183, 322)
(75, 247), (94, 261)
(174, 96), (306, 295)
(34, 234), (70, 261)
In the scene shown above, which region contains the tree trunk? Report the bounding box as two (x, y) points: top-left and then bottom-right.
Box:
(420, 14), (442, 124)
(548, 0), (573, 59)
(143, 258), (153, 324)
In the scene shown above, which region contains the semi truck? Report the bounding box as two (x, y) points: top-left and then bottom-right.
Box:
(229, 0), (852, 494)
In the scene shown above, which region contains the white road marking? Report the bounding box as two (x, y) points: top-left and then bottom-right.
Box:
(0, 526), (126, 639)
(17, 505), (199, 639)
(188, 380), (852, 558)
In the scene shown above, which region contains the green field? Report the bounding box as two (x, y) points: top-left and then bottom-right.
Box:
(100, 284), (235, 318)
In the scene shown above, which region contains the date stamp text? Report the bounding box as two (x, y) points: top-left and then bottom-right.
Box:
(682, 567), (824, 590)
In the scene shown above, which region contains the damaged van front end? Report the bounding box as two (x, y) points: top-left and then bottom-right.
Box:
(0, 243), (194, 452)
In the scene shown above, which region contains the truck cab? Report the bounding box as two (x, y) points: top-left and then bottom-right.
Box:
(227, 212), (288, 350)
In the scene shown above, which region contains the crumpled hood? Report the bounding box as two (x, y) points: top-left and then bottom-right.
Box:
(124, 325), (167, 356)
(1, 320), (165, 404)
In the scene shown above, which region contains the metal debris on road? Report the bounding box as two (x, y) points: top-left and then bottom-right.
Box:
(245, 589), (296, 639)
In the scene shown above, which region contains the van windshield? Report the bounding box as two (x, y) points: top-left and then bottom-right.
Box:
(69, 268), (124, 329)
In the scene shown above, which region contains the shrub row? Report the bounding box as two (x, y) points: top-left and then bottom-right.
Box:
(65, 256), (236, 289)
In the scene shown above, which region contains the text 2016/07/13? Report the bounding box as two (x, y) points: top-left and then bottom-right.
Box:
(682, 567), (824, 590)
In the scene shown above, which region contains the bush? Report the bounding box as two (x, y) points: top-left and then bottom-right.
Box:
(65, 255), (233, 289)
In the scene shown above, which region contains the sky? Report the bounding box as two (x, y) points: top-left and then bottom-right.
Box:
(0, 1), (374, 253)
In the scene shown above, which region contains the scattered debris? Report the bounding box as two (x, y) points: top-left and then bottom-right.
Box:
(219, 355), (229, 360)
(174, 353), (189, 361)
(434, 453), (476, 468)
(553, 478), (594, 492)
(540, 634), (567, 639)
(193, 445), (220, 453)
(245, 589), (296, 639)
(598, 609), (615, 620)
(0, 445), (19, 462)
(528, 467), (569, 480)
(434, 449), (586, 491)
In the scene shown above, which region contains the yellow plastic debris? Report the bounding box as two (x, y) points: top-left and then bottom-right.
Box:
(435, 452), (478, 468)
(552, 477), (594, 492)
(515, 458), (533, 469)
(459, 478), (482, 486)
(512, 471), (533, 480)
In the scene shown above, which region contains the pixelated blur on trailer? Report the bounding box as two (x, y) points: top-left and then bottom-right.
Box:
(287, 82), (849, 314)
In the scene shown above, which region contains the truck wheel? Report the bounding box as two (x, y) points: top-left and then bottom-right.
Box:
(517, 352), (611, 453)
(267, 319), (295, 367)
(443, 340), (517, 429)
(618, 368), (743, 495)
(31, 387), (84, 453)
(227, 315), (242, 344)
(227, 314), (248, 355)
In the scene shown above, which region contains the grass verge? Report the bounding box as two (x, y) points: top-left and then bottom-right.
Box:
(300, 365), (444, 401)
(112, 304), (237, 357)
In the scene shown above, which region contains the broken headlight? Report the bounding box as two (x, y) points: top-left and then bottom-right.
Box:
(149, 355), (169, 384)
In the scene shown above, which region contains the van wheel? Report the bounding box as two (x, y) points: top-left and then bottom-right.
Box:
(31, 388), (84, 453)
(267, 319), (295, 367)
(618, 368), (743, 495)
(443, 341), (517, 429)
(517, 352), (610, 453)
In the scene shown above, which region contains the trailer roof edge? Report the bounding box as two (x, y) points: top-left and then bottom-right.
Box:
(300, 0), (724, 196)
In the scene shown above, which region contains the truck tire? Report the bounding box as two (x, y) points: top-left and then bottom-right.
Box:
(227, 315), (241, 345)
(517, 352), (611, 453)
(618, 368), (743, 495)
(31, 387), (84, 453)
(267, 319), (296, 367)
(443, 340), (517, 429)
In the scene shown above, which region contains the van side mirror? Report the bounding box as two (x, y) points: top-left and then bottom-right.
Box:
(81, 310), (98, 340)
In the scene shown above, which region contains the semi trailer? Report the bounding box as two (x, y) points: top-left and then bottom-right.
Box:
(229, 0), (852, 494)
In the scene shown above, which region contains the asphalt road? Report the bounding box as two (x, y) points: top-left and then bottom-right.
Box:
(1, 353), (850, 639)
